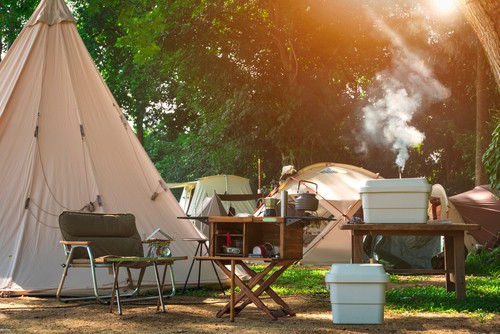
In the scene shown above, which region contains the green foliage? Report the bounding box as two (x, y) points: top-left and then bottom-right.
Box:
(0, 0), (39, 59)
(483, 122), (500, 192)
(2, 1), (497, 193)
(466, 247), (500, 276)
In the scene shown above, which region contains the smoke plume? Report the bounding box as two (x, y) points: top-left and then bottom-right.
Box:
(360, 14), (450, 172)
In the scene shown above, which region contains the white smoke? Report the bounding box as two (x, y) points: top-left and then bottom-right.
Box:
(360, 14), (450, 172)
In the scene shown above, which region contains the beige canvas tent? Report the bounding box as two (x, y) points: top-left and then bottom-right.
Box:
(0, 0), (222, 295)
(169, 175), (257, 216)
(168, 174), (258, 235)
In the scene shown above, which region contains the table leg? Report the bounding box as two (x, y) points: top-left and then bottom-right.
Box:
(202, 242), (225, 294)
(453, 233), (466, 300)
(152, 262), (166, 313)
(225, 262), (276, 316)
(352, 233), (364, 263)
(444, 235), (455, 293)
(238, 261), (296, 316)
(213, 260), (279, 320)
(230, 260), (235, 322)
(110, 263), (122, 315)
(182, 242), (202, 293)
(197, 243), (203, 289)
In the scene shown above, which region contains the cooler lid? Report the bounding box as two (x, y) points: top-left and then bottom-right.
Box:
(360, 178), (431, 193)
(325, 264), (390, 283)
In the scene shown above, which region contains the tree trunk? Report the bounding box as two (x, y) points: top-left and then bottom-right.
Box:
(135, 114), (145, 146)
(475, 49), (490, 185)
(267, 0), (298, 90)
(457, 0), (500, 87)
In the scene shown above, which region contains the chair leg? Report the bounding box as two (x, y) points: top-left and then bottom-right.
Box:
(56, 254), (73, 302)
(57, 248), (112, 304)
(163, 262), (175, 298)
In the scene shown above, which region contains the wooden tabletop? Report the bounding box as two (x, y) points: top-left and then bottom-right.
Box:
(207, 216), (285, 223)
(195, 256), (299, 262)
(96, 256), (187, 263)
(340, 222), (481, 232)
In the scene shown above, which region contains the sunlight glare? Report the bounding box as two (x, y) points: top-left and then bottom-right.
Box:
(433, 0), (457, 15)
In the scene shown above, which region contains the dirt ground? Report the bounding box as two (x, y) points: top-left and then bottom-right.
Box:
(1, 277), (498, 334)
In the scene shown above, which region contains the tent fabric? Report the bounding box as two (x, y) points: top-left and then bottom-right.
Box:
(187, 175), (256, 217)
(449, 185), (500, 248)
(201, 195), (228, 217)
(26, 0), (75, 26)
(169, 174), (257, 235)
(262, 162), (381, 265)
(366, 235), (442, 269)
(0, 0), (222, 295)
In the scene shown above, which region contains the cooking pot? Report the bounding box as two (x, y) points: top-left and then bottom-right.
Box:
(295, 180), (319, 211)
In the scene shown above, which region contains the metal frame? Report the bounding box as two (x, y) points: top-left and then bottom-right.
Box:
(56, 242), (182, 314)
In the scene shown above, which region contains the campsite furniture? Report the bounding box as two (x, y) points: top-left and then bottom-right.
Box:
(206, 216), (303, 259)
(0, 0), (203, 297)
(340, 222), (481, 300)
(195, 216), (303, 321)
(195, 256), (297, 321)
(56, 211), (187, 315)
(181, 237), (225, 294)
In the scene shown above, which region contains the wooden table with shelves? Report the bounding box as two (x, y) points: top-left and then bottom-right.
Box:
(208, 216), (303, 259)
(340, 222), (481, 300)
(196, 216), (304, 321)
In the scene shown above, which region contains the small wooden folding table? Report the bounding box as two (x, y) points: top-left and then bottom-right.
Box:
(195, 256), (298, 321)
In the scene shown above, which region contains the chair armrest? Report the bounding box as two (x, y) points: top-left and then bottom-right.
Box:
(60, 240), (92, 246)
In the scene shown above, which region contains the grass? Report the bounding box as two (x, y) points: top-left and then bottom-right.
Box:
(386, 274), (500, 314)
(183, 247), (500, 318)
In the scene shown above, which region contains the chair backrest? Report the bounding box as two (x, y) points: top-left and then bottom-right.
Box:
(59, 211), (144, 259)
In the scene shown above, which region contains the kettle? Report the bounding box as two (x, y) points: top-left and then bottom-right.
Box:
(295, 180), (319, 212)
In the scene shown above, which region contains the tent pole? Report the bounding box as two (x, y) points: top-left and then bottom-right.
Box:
(258, 159), (261, 193)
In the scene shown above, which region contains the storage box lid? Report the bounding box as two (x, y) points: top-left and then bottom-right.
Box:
(360, 178), (431, 193)
(325, 264), (390, 283)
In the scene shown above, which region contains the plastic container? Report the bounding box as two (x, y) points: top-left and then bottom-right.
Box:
(360, 178), (431, 223)
(325, 264), (390, 324)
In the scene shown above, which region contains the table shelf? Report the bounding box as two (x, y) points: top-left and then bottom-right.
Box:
(208, 216), (303, 259)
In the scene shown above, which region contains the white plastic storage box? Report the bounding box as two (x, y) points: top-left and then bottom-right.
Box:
(360, 178), (431, 223)
(325, 264), (390, 324)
